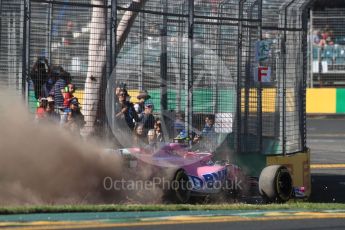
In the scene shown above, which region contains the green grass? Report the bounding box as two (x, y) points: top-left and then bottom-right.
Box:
(1, 203), (345, 215)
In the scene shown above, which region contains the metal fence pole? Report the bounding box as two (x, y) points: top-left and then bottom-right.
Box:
(48, 2), (53, 63)
(244, 1), (257, 148)
(302, 0), (318, 151)
(0, 0), (2, 62)
(187, 0), (194, 137)
(139, 12), (144, 90)
(177, 7), (183, 113)
(111, 0), (117, 69)
(236, 0), (245, 154)
(301, 6), (308, 152)
(247, 0), (262, 153)
(214, 2), (223, 115)
(22, 0), (30, 102)
(257, 0), (263, 153)
(282, 3), (287, 156)
(160, 0), (168, 117)
(281, 0), (293, 155)
(309, 9), (313, 88)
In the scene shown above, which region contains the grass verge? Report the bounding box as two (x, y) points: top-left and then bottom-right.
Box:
(1, 203), (345, 215)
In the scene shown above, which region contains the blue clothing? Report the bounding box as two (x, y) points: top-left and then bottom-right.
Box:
(115, 101), (139, 130)
(173, 120), (185, 136)
(140, 113), (155, 132)
(202, 124), (215, 137)
(50, 79), (66, 108)
(41, 80), (54, 98)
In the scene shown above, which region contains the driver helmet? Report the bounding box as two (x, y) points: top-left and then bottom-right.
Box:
(173, 130), (189, 143)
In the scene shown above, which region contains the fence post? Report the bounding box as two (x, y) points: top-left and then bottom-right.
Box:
(139, 11), (144, 90)
(309, 9), (313, 88)
(187, 0), (194, 137)
(257, 0), (263, 154)
(0, 0), (2, 63)
(47, 2), (53, 63)
(302, 0), (318, 151)
(285, 0), (302, 155)
(160, 0), (168, 121)
(301, 7), (308, 152)
(236, 0), (245, 154)
(111, 0), (117, 69)
(281, 0), (296, 155)
(22, 0), (30, 104)
(247, 0), (263, 153)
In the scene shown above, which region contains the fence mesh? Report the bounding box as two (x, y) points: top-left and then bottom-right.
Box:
(0, 0), (24, 92)
(0, 0), (310, 155)
(309, 8), (345, 87)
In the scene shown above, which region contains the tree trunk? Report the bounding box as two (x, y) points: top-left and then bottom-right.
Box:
(82, 0), (148, 137)
(81, 0), (107, 137)
(116, 0), (148, 53)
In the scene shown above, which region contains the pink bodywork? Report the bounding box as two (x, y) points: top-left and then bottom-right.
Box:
(118, 143), (243, 193)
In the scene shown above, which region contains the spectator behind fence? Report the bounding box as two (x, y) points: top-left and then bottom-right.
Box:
(114, 82), (127, 102)
(44, 96), (60, 124)
(154, 118), (164, 143)
(140, 100), (155, 133)
(60, 83), (77, 124)
(312, 29), (321, 45)
(146, 129), (157, 152)
(41, 77), (55, 98)
(190, 132), (205, 152)
(316, 26), (334, 47)
(173, 112), (185, 137)
(65, 98), (85, 135)
(49, 66), (68, 109)
(35, 97), (48, 122)
(202, 115), (215, 137)
(115, 88), (139, 131)
(133, 123), (147, 147)
(49, 66), (72, 124)
(201, 115), (217, 151)
(63, 84), (76, 108)
(31, 57), (49, 100)
(134, 90), (151, 120)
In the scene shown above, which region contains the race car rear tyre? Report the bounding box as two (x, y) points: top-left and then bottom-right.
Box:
(259, 165), (292, 203)
(172, 170), (192, 204)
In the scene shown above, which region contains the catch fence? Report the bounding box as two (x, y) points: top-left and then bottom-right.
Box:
(0, 0), (313, 155)
(309, 8), (345, 87)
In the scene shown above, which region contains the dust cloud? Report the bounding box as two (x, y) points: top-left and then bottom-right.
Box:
(0, 90), (163, 205)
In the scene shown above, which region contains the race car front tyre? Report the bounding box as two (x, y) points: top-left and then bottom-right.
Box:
(259, 165), (293, 203)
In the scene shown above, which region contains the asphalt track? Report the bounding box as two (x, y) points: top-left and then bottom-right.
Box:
(86, 219), (345, 230)
(1, 210), (345, 230)
(0, 117), (344, 230)
(308, 117), (345, 203)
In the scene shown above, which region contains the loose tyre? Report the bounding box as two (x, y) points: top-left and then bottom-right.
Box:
(172, 170), (192, 203)
(259, 165), (293, 203)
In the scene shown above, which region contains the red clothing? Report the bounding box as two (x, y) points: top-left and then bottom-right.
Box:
(36, 107), (46, 119)
(63, 92), (74, 108)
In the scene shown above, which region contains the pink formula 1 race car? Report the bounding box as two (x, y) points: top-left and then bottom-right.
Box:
(106, 143), (293, 203)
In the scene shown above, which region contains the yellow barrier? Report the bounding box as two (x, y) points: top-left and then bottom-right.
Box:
(306, 88), (336, 114)
(240, 88), (295, 113)
(74, 89), (141, 106)
(74, 88), (338, 114)
(74, 90), (84, 105)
